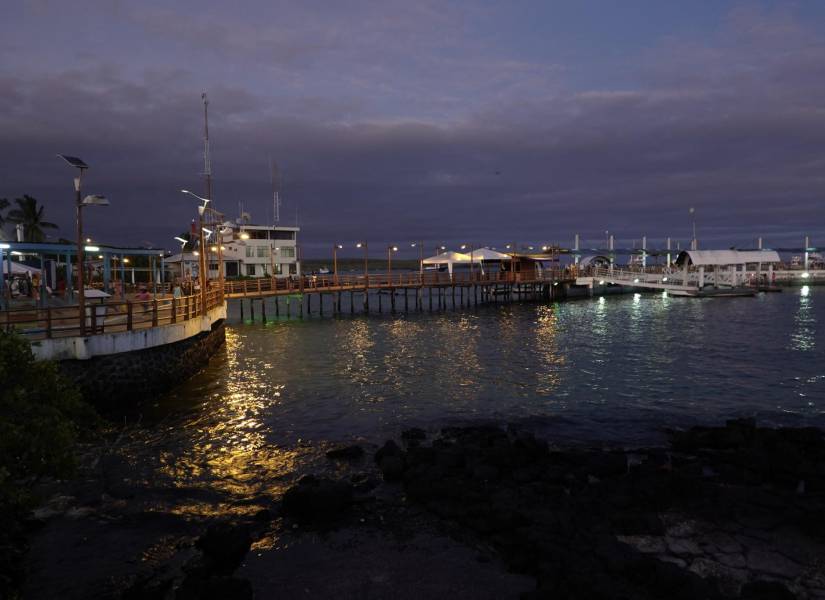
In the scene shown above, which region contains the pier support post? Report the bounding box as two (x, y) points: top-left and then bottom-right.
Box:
(275, 296), (279, 318)
(391, 289), (396, 313)
(261, 298), (267, 323)
(250, 299), (255, 321)
(240, 300), (244, 321)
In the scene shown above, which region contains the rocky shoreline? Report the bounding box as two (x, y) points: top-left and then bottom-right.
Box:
(18, 419), (825, 599)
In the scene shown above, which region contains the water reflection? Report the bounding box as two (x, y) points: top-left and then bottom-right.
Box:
(791, 287), (816, 352)
(121, 288), (825, 511)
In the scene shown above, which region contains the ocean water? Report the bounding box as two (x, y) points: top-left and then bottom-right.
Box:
(153, 286), (824, 446)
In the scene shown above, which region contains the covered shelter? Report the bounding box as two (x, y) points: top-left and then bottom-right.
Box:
(1, 241), (168, 309)
(422, 251), (471, 275)
(674, 250), (781, 288)
(578, 255), (611, 269)
(467, 247), (512, 275)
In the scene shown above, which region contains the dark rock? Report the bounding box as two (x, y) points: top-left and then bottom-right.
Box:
(325, 444), (364, 460)
(375, 440), (403, 464)
(472, 464), (500, 481)
(740, 580), (795, 600)
(176, 575), (253, 600)
(378, 456), (406, 481)
(195, 522), (252, 574)
(282, 476), (353, 525)
(401, 427), (427, 442)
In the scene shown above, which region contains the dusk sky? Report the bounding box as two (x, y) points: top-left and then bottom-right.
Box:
(2, 1), (824, 256)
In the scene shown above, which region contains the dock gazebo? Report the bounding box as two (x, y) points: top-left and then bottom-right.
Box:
(422, 250), (471, 275)
(674, 250), (781, 289)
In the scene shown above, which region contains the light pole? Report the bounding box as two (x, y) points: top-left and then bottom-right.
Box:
(387, 245), (398, 280)
(173, 237), (188, 282)
(689, 207), (697, 250)
(58, 155), (109, 336)
(356, 242), (369, 309)
(411, 241), (424, 277)
(333, 244), (342, 284)
(181, 189), (210, 314)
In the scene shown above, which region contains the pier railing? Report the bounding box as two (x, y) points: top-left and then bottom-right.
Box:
(223, 269), (560, 297)
(1, 286), (224, 340)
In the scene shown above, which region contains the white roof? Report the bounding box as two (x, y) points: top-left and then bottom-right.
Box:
(423, 251), (471, 264)
(165, 252), (199, 263)
(468, 247), (512, 261)
(676, 250), (781, 266)
(2, 261), (40, 275)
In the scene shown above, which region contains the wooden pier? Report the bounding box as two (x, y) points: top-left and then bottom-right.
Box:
(224, 270), (566, 319)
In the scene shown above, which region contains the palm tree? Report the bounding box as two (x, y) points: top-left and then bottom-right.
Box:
(7, 195), (58, 242)
(0, 198), (8, 230)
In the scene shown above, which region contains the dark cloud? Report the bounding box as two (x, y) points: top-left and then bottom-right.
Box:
(1, 4), (824, 256)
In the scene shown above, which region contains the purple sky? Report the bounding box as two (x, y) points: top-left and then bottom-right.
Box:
(1, 1), (824, 257)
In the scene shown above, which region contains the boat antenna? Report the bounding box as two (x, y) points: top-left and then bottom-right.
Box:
(202, 93), (212, 206)
(271, 158), (281, 225)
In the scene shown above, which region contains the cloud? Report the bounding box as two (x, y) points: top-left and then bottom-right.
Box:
(1, 3), (824, 254)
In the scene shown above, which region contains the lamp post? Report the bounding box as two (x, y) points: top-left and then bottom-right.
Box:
(333, 244), (343, 284)
(356, 242), (369, 309)
(411, 241), (423, 278)
(387, 245), (398, 280)
(181, 189), (209, 314)
(58, 155), (109, 336)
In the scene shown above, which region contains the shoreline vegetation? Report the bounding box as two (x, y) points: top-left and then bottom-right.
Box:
(0, 331), (99, 599)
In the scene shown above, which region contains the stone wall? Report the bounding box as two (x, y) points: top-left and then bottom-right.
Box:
(58, 319), (226, 409)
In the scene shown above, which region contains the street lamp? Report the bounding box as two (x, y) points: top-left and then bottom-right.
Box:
(333, 244), (343, 283)
(58, 155), (109, 336)
(173, 237), (187, 280)
(356, 242), (369, 296)
(411, 241), (423, 276)
(180, 189), (209, 314)
(387, 245), (398, 278)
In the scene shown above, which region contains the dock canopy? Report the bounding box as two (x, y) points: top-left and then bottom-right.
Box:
(468, 247), (512, 262)
(423, 251), (471, 275)
(675, 250), (781, 267)
(578, 255), (611, 268)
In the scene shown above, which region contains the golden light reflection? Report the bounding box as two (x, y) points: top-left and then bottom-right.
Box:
(535, 305), (564, 395)
(149, 327), (305, 513)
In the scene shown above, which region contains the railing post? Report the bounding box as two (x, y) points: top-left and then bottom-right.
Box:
(46, 307), (52, 339)
(152, 299), (158, 326)
(127, 301), (133, 331)
(90, 303), (97, 333)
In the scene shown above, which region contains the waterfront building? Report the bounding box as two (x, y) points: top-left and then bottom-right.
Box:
(218, 222), (301, 279)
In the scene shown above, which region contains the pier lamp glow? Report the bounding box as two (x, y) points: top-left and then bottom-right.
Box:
(332, 244), (343, 283)
(387, 245), (398, 278)
(356, 242), (370, 291)
(239, 231), (250, 240)
(84, 244), (98, 251)
(411, 242), (424, 276)
(0, 243), (9, 249)
(58, 154), (109, 336)
(174, 236), (188, 246)
(180, 189), (211, 313)
(801, 272), (810, 279)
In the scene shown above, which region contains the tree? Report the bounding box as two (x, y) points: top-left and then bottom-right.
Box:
(7, 195), (58, 242)
(0, 197), (8, 230)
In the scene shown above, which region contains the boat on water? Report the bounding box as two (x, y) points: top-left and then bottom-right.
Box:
(318, 266), (330, 275)
(668, 287), (756, 298)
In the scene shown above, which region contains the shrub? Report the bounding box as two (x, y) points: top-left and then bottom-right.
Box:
(0, 331), (96, 494)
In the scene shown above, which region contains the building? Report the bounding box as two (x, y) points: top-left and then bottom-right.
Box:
(165, 219), (301, 280)
(217, 223), (300, 278)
